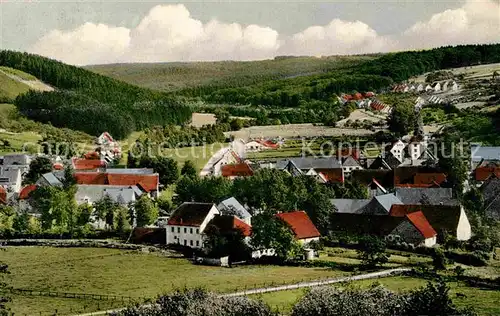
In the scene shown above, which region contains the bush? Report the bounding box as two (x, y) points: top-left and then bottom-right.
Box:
(445, 250), (490, 267)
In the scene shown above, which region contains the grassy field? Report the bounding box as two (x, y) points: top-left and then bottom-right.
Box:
(0, 66), (37, 81)
(0, 71), (30, 102)
(3, 247), (349, 315)
(253, 276), (500, 315)
(86, 56), (373, 92)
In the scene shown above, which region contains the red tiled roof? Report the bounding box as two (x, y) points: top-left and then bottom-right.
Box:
(53, 163), (64, 170)
(414, 173), (446, 185)
(257, 140), (279, 149)
(276, 211), (321, 240)
(221, 163), (254, 178)
(83, 152), (100, 160)
(233, 217), (252, 237)
(352, 92), (363, 100)
(0, 186), (6, 204)
(73, 158), (106, 170)
(19, 185), (37, 200)
(364, 92), (375, 98)
(74, 172), (159, 192)
(475, 167), (500, 181)
(406, 211), (437, 239)
(342, 94), (353, 101)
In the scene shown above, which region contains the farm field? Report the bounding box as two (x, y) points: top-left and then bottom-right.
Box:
(253, 276), (500, 315)
(3, 246), (349, 315)
(227, 124), (375, 142)
(85, 56), (373, 92)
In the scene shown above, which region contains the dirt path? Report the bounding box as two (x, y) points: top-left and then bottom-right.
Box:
(73, 268), (410, 316)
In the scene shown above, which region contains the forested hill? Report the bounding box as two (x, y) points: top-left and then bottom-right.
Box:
(175, 44), (500, 107)
(0, 51), (192, 139)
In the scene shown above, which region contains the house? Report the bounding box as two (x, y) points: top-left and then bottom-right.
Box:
(395, 187), (458, 205)
(388, 211), (437, 247)
(416, 84), (424, 92)
(479, 177), (500, 220)
(96, 132), (121, 162)
(217, 197), (252, 225)
(75, 185), (141, 205)
(166, 202), (220, 248)
(18, 184), (37, 213)
(276, 157), (344, 183)
(276, 211), (321, 245)
(389, 140), (406, 163)
(362, 193), (403, 215)
(433, 82), (441, 92)
(470, 144), (500, 170)
(341, 156), (362, 174)
(36, 171), (65, 187)
(208, 214), (252, 238)
(393, 166), (445, 187)
(72, 158), (107, 171)
(351, 169), (393, 196)
(212, 150), (241, 176)
(451, 81), (459, 91)
(304, 168), (329, 183)
(244, 141), (267, 152)
(0, 167), (22, 194)
(389, 204), (471, 241)
(74, 170), (160, 197)
(1, 154), (31, 166)
(221, 163), (254, 179)
(425, 84), (433, 92)
(330, 199), (371, 214)
(407, 136), (426, 161)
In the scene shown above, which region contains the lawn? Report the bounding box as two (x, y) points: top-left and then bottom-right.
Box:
(0, 71), (30, 102)
(253, 276), (500, 315)
(3, 247), (349, 315)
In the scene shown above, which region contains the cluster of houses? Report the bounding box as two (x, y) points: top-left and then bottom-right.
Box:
(164, 198), (320, 259)
(2, 133), (161, 229)
(471, 144), (500, 221)
(392, 81), (460, 94)
(338, 92), (391, 113)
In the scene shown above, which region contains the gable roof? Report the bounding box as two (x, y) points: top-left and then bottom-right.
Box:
(330, 199), (371, 214)
(342, 156), (361, 167)
(276, 211), (320, 239)
(471, 146), (500, 163)
(406, 211), (437, 239)
(276, 157), (341, 170)
(74, 172), (159, 192)
(374, 194), (403, 213)
(217, 197), (251, 220)
(19, 184), (37, 200)
(209, 215), (252, 237)
(75, 185), (139, 205)
(480, 178), (500, 220)
(221, 163), (254, 178)
(414, 173), (447, 186)
(395, 187), (457, 205)
(389, 204), (463, 236)
(351, 169), (393, 188)
(475, 167), (500, 181)
(72, 158), (106, 171)
(167, 202), (216, 227)
(330, 212), (404, 236)
(256, 139), (279, 149)
(39, 172), (64, 186)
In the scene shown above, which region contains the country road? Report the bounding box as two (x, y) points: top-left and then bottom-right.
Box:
(73, 268), (410, 316)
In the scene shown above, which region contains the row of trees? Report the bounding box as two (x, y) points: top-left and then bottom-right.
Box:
(113, 281), (475, 316)
(136, 124), (227, 149)
(175, 169), (335, 233)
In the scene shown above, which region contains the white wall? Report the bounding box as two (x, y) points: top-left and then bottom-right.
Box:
(390, 141), (406, 163)
(424, 236), (437, 247)
(456, 207), (472, 241)
(166, 205), (219, 248)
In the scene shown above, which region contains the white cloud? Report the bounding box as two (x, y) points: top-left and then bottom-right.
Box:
(30, 1), (500, 65)
(400, 0), (500, 49)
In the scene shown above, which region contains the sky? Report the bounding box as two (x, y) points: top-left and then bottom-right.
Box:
(0, 0), (499, 65)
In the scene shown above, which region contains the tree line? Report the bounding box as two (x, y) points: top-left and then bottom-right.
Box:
(0, 50), (193, 139)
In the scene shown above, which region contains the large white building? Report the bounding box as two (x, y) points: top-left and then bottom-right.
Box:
(166, 202), (220, 248)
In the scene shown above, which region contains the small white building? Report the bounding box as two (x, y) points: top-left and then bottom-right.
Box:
(433, 82), (441, 92)
(416, 84), (424, 92)
(166, 202), (219, 248)
(390, 140), (406, 163)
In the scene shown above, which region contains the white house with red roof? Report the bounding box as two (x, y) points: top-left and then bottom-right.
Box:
(275, 211), (321, 245)
(388, 211), (437, 247)
(166, 202), (220, 248)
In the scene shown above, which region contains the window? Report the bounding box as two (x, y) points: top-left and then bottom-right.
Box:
(171, 227), (174, 232)
(177, 227), (180, 233)
(184, 240), (187, 246)
(196, 229), (199, 234)
(190, 228), (193, 234)
(190, 240), (193, 246)
(196, 240), (199, 247)
(184, 227), (187, 233)
(174, 236), (177, 239)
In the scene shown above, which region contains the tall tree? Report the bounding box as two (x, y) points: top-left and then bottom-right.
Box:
(388, 100), (415, 136)
(134, 195), (159, 227)
(181, 160), (198, 178)
(23, 156), (53, 185)
(250, 213), (302, 260)
(94, 195), (119, 229)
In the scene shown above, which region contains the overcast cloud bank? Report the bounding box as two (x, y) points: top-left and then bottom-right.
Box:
(31, 0), (500, 65)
